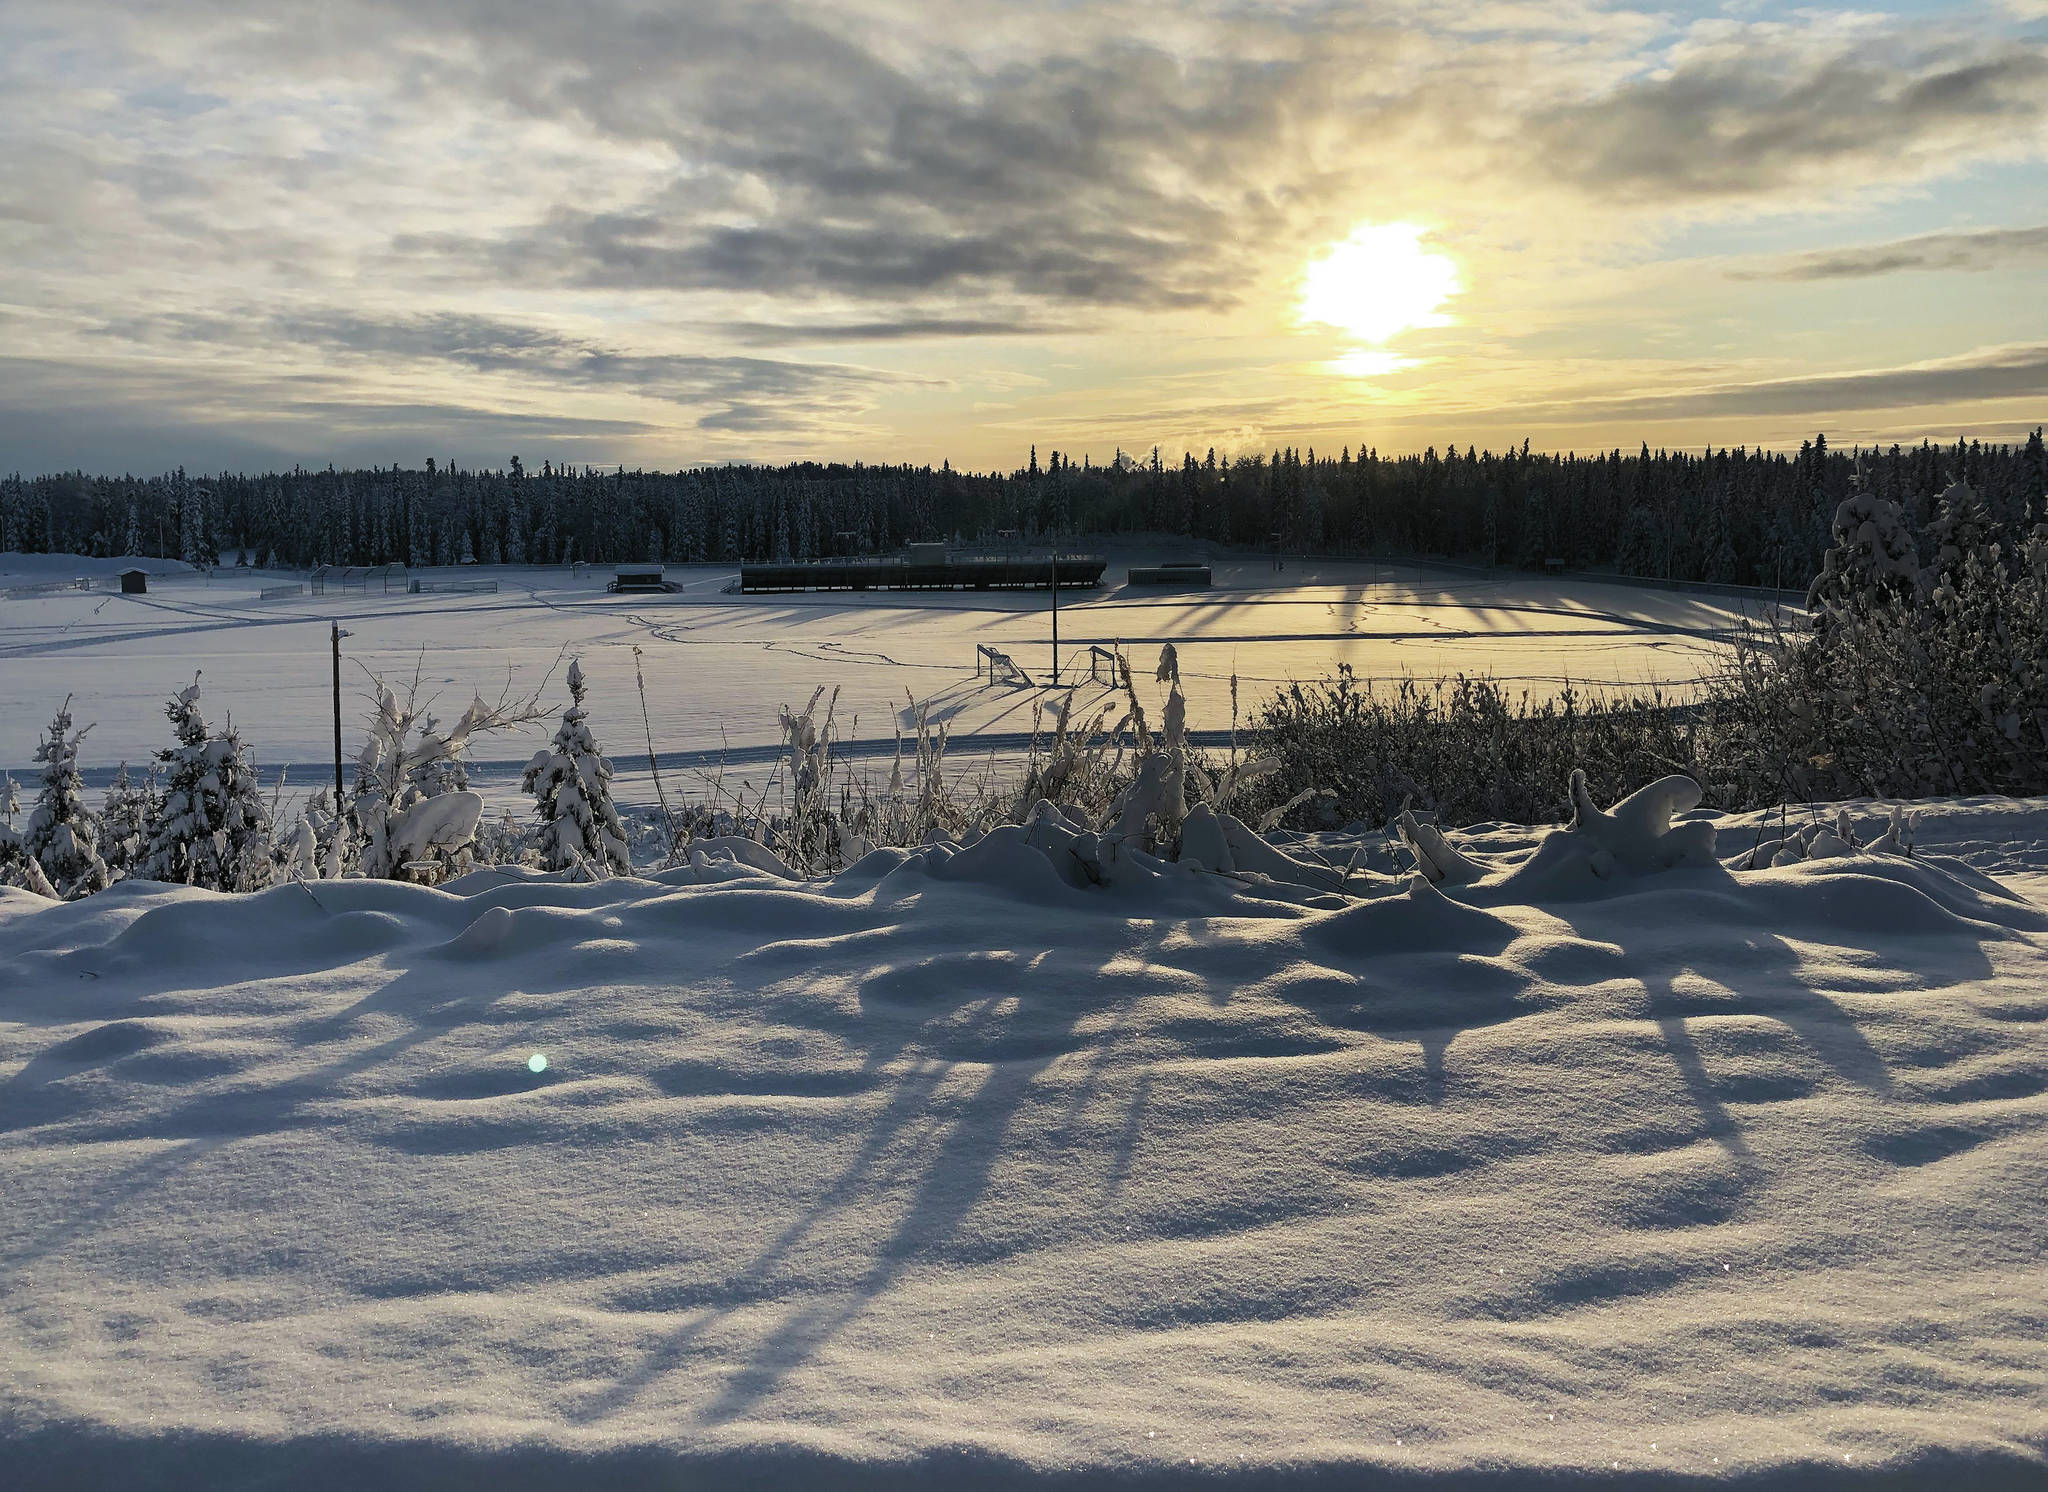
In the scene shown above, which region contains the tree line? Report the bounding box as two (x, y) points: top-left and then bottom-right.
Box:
(2, 431), (2043, 588)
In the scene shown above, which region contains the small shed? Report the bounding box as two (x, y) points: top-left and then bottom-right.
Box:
(1128, 560), (1211, 588)
(119, 568), (148, 594)
(609, 565), (675, 594)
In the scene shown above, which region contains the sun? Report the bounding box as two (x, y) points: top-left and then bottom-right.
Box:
(1299, 222), (1459, 344)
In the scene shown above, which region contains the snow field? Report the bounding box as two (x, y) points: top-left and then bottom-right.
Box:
(3, 799), (2046, 1486)
(1, 556), (1778, 812)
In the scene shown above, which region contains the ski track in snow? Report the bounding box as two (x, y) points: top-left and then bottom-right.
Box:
(2, 801), (2046, 1488)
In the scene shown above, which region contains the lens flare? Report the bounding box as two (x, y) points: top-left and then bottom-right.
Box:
(527, 1052), (548, 1074)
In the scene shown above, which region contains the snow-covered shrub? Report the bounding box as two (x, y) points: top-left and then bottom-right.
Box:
(473, 807), (538, 868)
(523, 658), (630, 878)
(23, 698), (110, 898)
(1013, 689), (1123, 827)
(283, 814), (320, 880)
(138, 676), (275, 891)
(775, 685), (849, 874)
(350, 657), (552, 883)
(99, 763), (158, 881)
(1241, 667), (1710, 831)
(1103, 644), (1190, 852)
(1717, 484), (2048, 803)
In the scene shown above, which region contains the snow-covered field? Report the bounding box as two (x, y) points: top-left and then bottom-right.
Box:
(3, 792), (2046, 1488)
(1, 553), (1776, 816)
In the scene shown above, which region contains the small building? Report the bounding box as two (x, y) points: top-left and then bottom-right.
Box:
(1128, 560), (1211, 588)
(609, 565), (677, 594)
(119, 568), (148, 594)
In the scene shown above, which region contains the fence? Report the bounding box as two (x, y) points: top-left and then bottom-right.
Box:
(408, 578), (500, 595)
(309, 563), (409, 595)
(259, 583), (304, 600)
(3, 577), (92, 599)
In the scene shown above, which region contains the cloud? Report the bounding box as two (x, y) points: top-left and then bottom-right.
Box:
(0, 355), (660, 473)
(367, 1), (1294, 312)
(90, 309), (920, 432)
(1731, 224), (2048, 280)
(722, 316), (1052, 345)
(4, 0), (2048, 469)
(1501, 344), (2048, 425)
(1528, 39), (2048, 198)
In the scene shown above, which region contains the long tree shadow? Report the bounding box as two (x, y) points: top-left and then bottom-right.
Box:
(572, 940), (1149, 1426)
(690, 1040), (1061, 1426)
(1554, 873), (2002, 1160)
(1268, 894), (1532, 1107)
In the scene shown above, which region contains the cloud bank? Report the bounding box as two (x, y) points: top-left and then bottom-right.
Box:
(0, 0), (2043, 470)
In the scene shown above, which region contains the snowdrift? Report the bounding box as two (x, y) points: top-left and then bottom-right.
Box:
(3, 798), (2047, 1489)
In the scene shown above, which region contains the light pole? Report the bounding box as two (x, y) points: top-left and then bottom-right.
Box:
(331, 623), (352, 803)
(1049, 530), (1059, 685)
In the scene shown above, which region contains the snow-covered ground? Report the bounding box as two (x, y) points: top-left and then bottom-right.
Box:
(3, 795), (2045, 1487)
(1, 554), (1780, 818)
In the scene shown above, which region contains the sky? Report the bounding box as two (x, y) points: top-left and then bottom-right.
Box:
(2, 0), (2046, 476)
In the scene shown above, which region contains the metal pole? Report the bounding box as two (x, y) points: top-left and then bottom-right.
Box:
(1049, 531), (1059, 685)
(331, 622), (344, 804)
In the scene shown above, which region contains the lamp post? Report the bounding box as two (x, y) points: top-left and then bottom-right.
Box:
(1049, 530), (1059, 685)
(331, 623), (352, 803)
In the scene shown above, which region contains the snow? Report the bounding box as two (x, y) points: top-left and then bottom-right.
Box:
(0, 555), (1785, 816)
(3, 796), (2046, 1486)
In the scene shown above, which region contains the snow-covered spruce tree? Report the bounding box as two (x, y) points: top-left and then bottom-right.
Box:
(138, 675), (275, 891)
(1805, 461), (1922, 618)
(99, 763), (158, 881)
(523, 659), (630, 877)
(1926, 479), (2002, 599)
(0, 776), (60, 898)
(23, 697), (110, 898)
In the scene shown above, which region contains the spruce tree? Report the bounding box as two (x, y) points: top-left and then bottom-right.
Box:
(1806, 461), (1922, 616)
(23, 697), (110, 898)
(139, 675), (275, 891)
(522, 659), (630, 877)
(99, 763), (158, 881)
(0, 776), (60, 898)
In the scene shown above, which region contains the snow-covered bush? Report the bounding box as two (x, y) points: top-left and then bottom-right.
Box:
(99, 763), (158, 881)
(523, 659), (630, 877)
(349, 657), (553, 883)
(473, 807), (538, 868)
(138, 676), (275, 892)
(1717, 483), (2048, 803)
(774, 685), (851, 874)
(22, 698), (110, 898)
(1102, 644), (1190, 852)
(1240, 667), (1710, 831)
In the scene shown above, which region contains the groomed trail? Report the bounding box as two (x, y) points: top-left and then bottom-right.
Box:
(3, 798), (2046, 1489)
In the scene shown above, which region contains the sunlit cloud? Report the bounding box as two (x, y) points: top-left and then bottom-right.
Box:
(0, 0), (2044, 470)
(1325, 349), (1419, 380)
